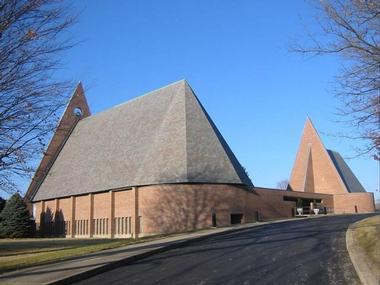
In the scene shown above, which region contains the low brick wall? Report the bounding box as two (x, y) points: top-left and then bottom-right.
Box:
(32, 184), (375, 237)
(136, 184), (339, 235)
(333, 192), (375, 214)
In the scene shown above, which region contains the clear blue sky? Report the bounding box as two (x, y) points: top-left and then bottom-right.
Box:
(12, 1), (380, 199)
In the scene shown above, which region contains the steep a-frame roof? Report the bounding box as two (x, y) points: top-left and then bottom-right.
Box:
(327, 150), (366, 193)
(288, 118), (366, 194)
(32, 80), (252, 201)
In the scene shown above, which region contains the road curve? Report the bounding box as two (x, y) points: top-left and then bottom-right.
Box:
(74, 214), (373, 285)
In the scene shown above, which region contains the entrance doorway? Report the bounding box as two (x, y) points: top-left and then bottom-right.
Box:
(212, 213), (217, 227)
(230, 213), (243, 224)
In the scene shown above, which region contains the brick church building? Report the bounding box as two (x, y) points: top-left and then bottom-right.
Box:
(25, 80), (375, 238)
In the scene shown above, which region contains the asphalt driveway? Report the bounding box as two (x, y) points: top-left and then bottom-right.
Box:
(74, 214), (373, 285)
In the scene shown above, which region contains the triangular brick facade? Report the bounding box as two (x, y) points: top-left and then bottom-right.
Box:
(288, 118), (349, 194)
(25, 83), (90, 203)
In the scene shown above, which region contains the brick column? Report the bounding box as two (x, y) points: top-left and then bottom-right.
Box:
(40, 200), (46, 236)
(40, 200), (46, 220)
(109, 191), (115, 238)
(371, 192), (375, 212)
(133, 187), (139, 239)
(54, 199), (59, 213)
(54, 199), (60, 223)
(89, 194), (94, 237)
(70, 196), (76, 238)
(54, 198), (59, 236)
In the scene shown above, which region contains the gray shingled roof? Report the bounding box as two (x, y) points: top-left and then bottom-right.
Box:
(327, 150), (366, 193)
(33, 80), (252, 201)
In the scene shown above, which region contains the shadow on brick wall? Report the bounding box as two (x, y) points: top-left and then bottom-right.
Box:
(37, 207), (66, 237)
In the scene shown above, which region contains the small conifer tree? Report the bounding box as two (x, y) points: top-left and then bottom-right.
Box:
(0, 197), (5, 213)
(0, 193), (32, 238)
(0, 197), (5, 224)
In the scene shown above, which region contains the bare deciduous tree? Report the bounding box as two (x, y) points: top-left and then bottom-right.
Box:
(292, 0), (380, 160)
(0, 0), (75, 193)
(276, 179), (289, 190)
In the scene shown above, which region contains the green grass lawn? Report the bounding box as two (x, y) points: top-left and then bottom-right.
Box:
(0, 223), (220, 275)
(0, 224), (233, 274)
(0, 236), (165, 274)
(351, 215), (380, 274)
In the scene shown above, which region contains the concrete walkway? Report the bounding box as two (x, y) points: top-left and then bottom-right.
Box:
(0, 216), (325, 285)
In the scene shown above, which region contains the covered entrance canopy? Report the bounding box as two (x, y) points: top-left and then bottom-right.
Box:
(283, 196), (326, 215)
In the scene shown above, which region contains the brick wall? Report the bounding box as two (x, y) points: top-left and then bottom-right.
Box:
(139, 184), (239, 234)
(333, 192), (375, 214)
(75, 195), (89, 219)
(93, 192), (109, 219)
(289, 120), (347, 194)
(138, 184), (336, 235)
(44, 200), (56, 221)
(33, 201), (42, 221)
(32, 183), (375, 238)
(58, 198), (72, 221)
(114, 190), (134, 217)
(255, 187), (334, 216)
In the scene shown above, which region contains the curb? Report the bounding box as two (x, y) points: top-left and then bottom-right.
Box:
(346, 218), (379, 285)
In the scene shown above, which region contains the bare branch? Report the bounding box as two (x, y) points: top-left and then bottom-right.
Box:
(0, 0), (76, 194)
(291, 0), (380, 160)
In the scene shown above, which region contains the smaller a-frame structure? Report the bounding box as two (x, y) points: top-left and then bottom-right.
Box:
(288, 118), (366, 194)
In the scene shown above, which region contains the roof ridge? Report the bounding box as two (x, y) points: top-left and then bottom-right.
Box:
(80, 79), (187, 123)
(132, 82), (185, 183)
(183, 83), (253, 186)
(183, 82), (189, 182)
